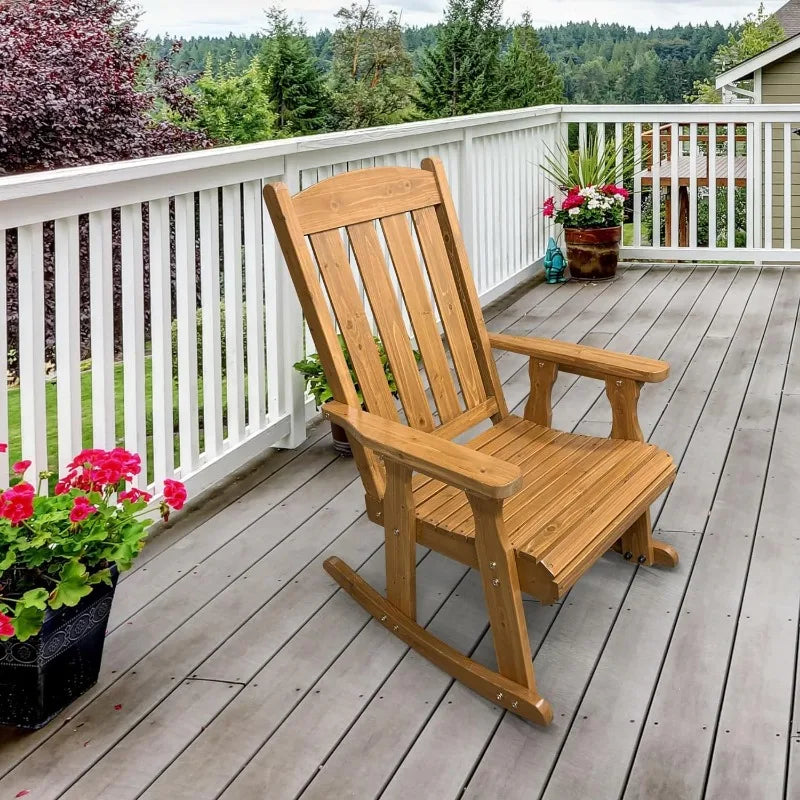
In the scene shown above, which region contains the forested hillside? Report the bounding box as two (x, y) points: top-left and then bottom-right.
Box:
(150, 20), (732, 105)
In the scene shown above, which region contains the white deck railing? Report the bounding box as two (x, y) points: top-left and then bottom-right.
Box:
(0, 103), (798, 498)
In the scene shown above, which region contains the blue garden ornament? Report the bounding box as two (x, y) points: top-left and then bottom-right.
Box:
(544, 237), (568, 284)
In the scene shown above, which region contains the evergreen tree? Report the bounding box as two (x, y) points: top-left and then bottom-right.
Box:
(192, 56), (275, 144)
(327, 2), (416, 130)
(416, 0), (505, 118)
(498, 12), (563, 110)
(259, 7), (327, 135)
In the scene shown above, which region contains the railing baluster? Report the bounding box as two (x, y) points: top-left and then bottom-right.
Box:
(149, 197), (174, 488)
(615, 122), (623, 185)
(578, 122), (587, 158)
(199, 188), (223, 457)
(727, 122), (736, 249)
(764, 123), (773, 250)
(89, 210), (115, 449)
(244, 179), (267, 430)
(174, 193), (200, 474)
(708, 123), (717, 249)
(597, 122), (605, 158)
(689, 123), (698, 249)
(17, 224), (47, 481)
(670, 123), (679, 248)
(54, 216), (81, 473)
(634, 122), (642, 248)
(120, 204), (147, 486)
(0, 231), (8, 485)
(652, 123), (661, 248)
(222, 183), (245, 444)
(785, 122), (793, 249)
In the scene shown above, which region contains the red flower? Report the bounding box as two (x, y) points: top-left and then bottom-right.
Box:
(12, 460), (31, 475)
(61, 447), (142, 493)
(119, 487), (152, 504)
(0, 611), (14, 638)
(0, 443), (7, 453)
(163, 479), (187, 511)
(1, 483), (35, 525)
(543, 196), (555, 218)
(603, 184), (629, 199)
(562, 193), (585, 211)
(69, 496), (97, 524)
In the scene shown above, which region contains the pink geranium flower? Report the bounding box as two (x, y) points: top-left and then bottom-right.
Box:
(69, 496), (97, 524)
(1, 483), (35, 525)
(0, 611), (14, 638)
(163, 479), (187, 511)
(12, 460), (31, 475)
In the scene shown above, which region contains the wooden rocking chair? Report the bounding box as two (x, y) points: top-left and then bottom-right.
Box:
(264, 158), (679, 726)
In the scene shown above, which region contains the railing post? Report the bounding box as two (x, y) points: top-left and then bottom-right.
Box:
(459, 128), (476, 268)
(273, 153), (307, 449)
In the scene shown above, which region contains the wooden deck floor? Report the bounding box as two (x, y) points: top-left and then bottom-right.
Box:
(2, 264), (800, 800)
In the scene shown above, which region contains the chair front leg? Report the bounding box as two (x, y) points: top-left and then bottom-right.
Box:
(383, 460), (417, 620)
(605, 377), (678, 568)
(468, 493), (537, 692)
(524, 359), (559, 427)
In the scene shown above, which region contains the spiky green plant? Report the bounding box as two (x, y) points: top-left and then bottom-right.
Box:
(542, 135), (633, 191)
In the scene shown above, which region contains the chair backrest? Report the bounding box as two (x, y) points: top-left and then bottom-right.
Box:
(264, 157), (507, 499)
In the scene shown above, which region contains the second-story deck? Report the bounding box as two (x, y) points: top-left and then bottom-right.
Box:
(1, 263), (798, 800)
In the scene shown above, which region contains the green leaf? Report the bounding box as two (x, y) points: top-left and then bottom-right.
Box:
(20, 588), (49, 611)
(13, 605), (45, 641)
(49, 561), (93, 609)
(87, 568), (113, 587)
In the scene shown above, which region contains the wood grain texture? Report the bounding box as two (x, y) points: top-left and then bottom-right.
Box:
(322, 401), (522, 499)
(490, 332), (670, 382)
(383, 461), (417, 619)
(525, 359), (559, 426)
(292, 166), (440, 234)
(347, 220), (435, 431)
(381, 212), (463, 423)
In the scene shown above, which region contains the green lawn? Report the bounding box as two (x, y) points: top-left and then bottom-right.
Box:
(6, 359), (193, 487)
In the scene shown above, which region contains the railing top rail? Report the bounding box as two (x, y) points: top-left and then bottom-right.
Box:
(0, 104), (562, 204)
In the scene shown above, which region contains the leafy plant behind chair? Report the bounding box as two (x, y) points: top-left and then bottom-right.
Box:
(294, 334), (420, 409)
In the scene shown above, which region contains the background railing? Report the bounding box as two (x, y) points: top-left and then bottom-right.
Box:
(0, 105), (560, 498)
(1, 104), (799, 500)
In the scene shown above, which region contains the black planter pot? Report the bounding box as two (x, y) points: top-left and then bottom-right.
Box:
(0, 568), (118, 730)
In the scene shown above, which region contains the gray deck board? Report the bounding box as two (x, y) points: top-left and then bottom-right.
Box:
(2, 265), (799, 800)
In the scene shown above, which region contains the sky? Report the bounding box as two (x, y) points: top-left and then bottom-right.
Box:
(135, 0), (787, 38)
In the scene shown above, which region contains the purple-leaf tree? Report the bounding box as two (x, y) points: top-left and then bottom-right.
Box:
(0, 0), (208, 174)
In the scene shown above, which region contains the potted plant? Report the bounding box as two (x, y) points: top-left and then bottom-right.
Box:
(542, 138), (631, 281)
(0, 446), (186, 729)
(294, 335), (420, 456)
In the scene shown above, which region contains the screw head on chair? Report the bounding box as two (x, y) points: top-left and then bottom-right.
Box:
(637, 555), (647, 564)
(491, 578), (500, 587)
(624, 551), (633, 561)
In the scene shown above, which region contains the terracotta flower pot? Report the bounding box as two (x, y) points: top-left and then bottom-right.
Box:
(564, 226), (621, 282)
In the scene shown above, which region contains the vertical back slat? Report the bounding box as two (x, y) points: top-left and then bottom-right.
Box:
(199, 189), (223, 456)
(149, 197), (174, 488)
(120, 205), (147, 486)
(174, 193), (199, 474)
(17, 224), (48, 481)
(347, 220), (435, 431)
(381, 213), (462, 423)
(222, 184), (245, 444)
(54, 216), (82, 473)
(421, 158), (507, 416)
(309, 229), (400, 421)
(411, 205), (486, 410)
(89, 209), (115, 448)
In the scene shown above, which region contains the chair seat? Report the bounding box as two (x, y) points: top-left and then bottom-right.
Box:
(412, 416), (675, 602)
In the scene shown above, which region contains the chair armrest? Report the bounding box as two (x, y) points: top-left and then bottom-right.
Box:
(322, 401), (522, 499)
(488, 333), (669, 383)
